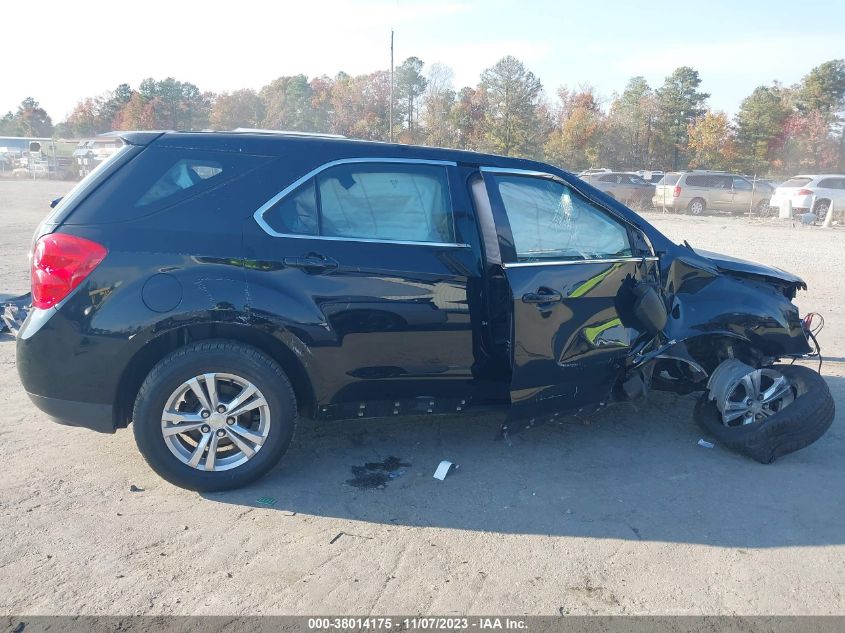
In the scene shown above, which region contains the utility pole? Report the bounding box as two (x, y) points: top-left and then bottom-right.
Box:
(389, 28), (394, 142)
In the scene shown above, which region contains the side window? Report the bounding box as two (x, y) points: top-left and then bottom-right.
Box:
(260, 162), (457, 244)
(686, 175), (707, 187)
(491, 175), (632, 262)
(733, 176), (752, 190)
(263, 180), (318, 236)
(598, 175), (616, 183)
(136, 158), (224, 207)
(316, 163), (455, 243)
(817, 178), (836, 189)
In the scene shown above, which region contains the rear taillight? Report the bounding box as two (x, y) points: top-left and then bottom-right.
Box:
(796, 189), (813, 196)
(31, 234), (107, 309)
(673, 185), (681, 198)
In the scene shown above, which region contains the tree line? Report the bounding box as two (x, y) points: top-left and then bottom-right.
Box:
(2, 56), (844, 177)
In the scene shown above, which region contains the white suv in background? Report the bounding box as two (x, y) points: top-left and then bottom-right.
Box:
(769, 175), (845, 218)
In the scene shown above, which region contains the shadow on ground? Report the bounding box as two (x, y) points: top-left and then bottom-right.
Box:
(206, 376), (838, 547)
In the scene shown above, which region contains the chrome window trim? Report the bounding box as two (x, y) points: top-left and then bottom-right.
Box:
(253, 157), (467, 247)
(504, 256), (659, 268)
(479, 165), (659, 261)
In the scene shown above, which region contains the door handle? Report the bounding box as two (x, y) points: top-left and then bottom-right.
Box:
(522, 288), (562, 304)
(283, 253), (338, 273)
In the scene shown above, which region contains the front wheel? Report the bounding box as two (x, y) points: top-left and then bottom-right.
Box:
(695, 362), (834, 463)
(133, 341), (297, 491)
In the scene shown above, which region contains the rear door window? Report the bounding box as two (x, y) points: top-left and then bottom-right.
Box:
(732, 176), (752, 190)
(261, 162), (457, 244)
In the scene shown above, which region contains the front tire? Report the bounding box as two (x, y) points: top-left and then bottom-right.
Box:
(695, 364), (834, 463)
(133, 341), (297, 491)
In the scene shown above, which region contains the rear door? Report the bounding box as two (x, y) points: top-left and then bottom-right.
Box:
(246, 158), (484, 416)
(480, 167), (659, 422)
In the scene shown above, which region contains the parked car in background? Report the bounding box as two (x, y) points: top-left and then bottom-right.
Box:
(577, 167), (611, 177)
(635, 170), (665, 184)
(579, 171), (655, 207)
(769, 175), (845, 219)
(652, 171), (772, 215)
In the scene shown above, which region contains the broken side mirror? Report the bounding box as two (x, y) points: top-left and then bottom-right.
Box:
(632, 284), (667, 336)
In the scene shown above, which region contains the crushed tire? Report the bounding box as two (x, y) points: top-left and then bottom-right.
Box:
(694, 364), (835, 463)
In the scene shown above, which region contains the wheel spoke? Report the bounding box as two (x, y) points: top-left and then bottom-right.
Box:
(225, 427), (256, 458)
(205, 433), (220, 471)
(186, 377), (212, 412)
(203, 373), (219, 410)
(228, 396), (267, 419)
(762, 375), (790, 403)
(188, 432), (212, 468)
(749, 370), (762, 398)
(723, 408), (748, 424)
(162, 411), (206, 436)
(225, 383), (258, 414)
(227, 423), (266, 445)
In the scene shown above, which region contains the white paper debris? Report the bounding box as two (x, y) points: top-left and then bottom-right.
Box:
(698, 439), (715, 449)
(433, 460), (454, 480)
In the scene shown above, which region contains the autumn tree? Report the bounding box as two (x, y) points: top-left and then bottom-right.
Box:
(480, 56), (543, 156)
(394, 56), (428, 141)
(260, 75), (314, 131)
(210, 89), (265, 130)
(654, 67), (709, 169)
(544, 87), (605, 170)
(604, 77), (658, 169)
(12, 98), (54, 137)
(687, 111), (736, 170)
(451, 85), (488, 151)
(421, 63), (457, 147)
(734, 84), (791, 174)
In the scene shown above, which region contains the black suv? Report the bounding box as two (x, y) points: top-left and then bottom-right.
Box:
(17, 131), (834, 490)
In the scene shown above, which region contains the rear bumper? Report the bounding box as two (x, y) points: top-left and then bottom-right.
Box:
(25, 391), (116, 433)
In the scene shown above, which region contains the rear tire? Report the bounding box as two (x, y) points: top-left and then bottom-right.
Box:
(813, 199), (831, 220)
(132, 340), (297, 491)
(695, 364), (834, 463)
(687, 198), (706, 216)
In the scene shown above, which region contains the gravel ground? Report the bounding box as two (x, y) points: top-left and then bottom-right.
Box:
(1, 180), (843, 616)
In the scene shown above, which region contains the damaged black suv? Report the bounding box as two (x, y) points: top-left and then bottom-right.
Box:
(17, 131), (834, 491)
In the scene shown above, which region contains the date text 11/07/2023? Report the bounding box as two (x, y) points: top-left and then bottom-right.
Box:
(306, 617), (529, 630)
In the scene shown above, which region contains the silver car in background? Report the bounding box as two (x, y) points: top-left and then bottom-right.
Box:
(652, 171), (772, 215)
(580, 171), (655, 208)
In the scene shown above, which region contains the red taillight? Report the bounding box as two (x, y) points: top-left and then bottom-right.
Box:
(31, 234), (107, 309)
(796, 189), (813, 196)
(673, 185), (681, 198)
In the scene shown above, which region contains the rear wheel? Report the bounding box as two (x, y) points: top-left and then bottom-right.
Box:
(133, 341), (297, 491)
(687, 198), (706, 216)
(695, 361), (834, 463)
(813, 199), (831, 220)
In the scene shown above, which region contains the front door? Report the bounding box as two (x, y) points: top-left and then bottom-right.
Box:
(481, 168), (659, 422)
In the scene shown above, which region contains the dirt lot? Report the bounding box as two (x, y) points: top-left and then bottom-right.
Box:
(1, 179), (843, 616)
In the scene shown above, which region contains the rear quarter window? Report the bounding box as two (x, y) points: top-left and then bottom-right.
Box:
(63, 147), (271, 225)
(685, 175), (707, 187)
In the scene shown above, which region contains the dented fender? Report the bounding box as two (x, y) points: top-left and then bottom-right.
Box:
(660, 253), (812, 362)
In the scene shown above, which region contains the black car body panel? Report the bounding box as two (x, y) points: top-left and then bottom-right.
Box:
(16, 131), (816, 433)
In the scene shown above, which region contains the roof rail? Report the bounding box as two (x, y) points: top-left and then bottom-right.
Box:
(230, 128), (346, 139)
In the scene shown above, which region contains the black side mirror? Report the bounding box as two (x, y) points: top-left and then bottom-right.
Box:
(50, 197), (62, 209)
(632, 284), (667, 336)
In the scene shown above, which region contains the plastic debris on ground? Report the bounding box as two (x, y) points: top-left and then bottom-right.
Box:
(698, 438), (715, 449)
(433, 460), (458, 480)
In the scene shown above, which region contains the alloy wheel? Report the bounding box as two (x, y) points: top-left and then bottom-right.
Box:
(161, 372), (271, 471)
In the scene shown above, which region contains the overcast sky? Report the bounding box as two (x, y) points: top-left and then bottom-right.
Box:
(2, 0), (843, 121)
